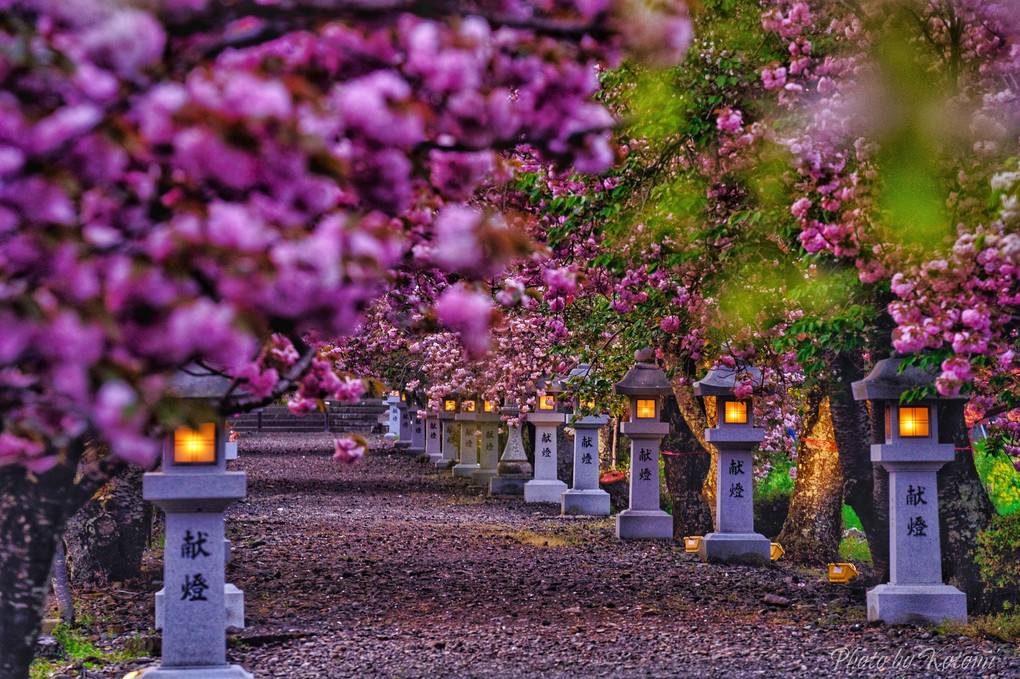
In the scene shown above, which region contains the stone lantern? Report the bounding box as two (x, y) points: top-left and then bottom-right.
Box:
(424, 403), (443, 465)
(472, 398), (502, 486)
(142, 370), (252, 679)
(452, 395), (480, 478)
(383, 391), (401, 441)
(692, 365), (771, 566)
(525, 376), (568, 503)
(408, 394), (426, 454)
(613, 348), (673, 539)
(435, 395), (460, 468)
(489, 404), (532, 496)
(561, 364), (611, 516)
(852, 356), (967, 625)
(395, 391), (412, 448)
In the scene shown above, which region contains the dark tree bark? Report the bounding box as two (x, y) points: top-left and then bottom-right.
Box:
(829, 350), (888, 583)
(0, 440), (123, 679)
(869, 410), (891, 583)
(937, 400), (995, 613)
(63, 467), (149, 589)
(777, 388), (844, 565)
(50, 541), (74, 624)
(660, 395), (713, 540)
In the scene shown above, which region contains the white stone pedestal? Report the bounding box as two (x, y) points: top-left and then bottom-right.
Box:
(490, 411), (531, 496)
(436, 418), (457, 468)
(409, 411), (425, 453)
(472, 420), (500, 486)
(867, 459), (966, 625)
(562, 416), (610, 516)
(224, 442), (238, 461)
(699, 448), (771, 566)
(395, 400), (412, 448)
(425, 416), (443, 463)
(384, 395), (400, 441)
(452, 420), (479, 478)
(525, 416), (566, 503)
(616, 425), (671, 539)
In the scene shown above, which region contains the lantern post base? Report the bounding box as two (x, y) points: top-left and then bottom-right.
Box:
(134, 664), (254, 679)
(698, 532), (771, 567)
(470, 468), (498, 486)
(489, 475), (528, 496)
(867, 583), (967, 626)
(452, 463), (480, 478)
(615, 509), (673, 539)
(524, 479), (568, 503)
(561, 489), (610, 516)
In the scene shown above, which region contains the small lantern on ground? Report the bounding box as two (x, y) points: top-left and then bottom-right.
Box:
(692, 365), (771, 566)
(613, 348), (673, 539)
(453, 395), (481, 478)
(561, 364), (611, 516)
(472, 397), (503, 486)
(490, 404), (533, 496)
(143, 369), (251, 679)
(525, 376), (569, 503)
(852, 356), (967, 625)
(435, 395), (460, 468)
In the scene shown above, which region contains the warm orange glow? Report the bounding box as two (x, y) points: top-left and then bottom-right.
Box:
(444, 399), (457, 411)
(400, 393), (406, 402)
(899, 406), (929, 437)
(484, 400), (496, 412)
(579, 397), (596, 409)
(636, 399), (656, 419)
(538, 395), (556, 411)
(173, 423), (217, 464)
(462, 400), (476, 412)
(723, 400), (748, 424)
(885, 405), (891, 440)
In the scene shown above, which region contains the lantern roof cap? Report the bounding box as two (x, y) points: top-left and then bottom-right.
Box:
(851, 355), (965, 401)
(536, 374), (565, 394)
(614, 348), (672, 396)
(692, 364), (762, 397)
(169, 366), (235, 400)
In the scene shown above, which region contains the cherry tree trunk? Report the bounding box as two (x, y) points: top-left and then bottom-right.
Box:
(828, 350), (888, 583)
(63, 467), (149, 589)
(777, 389), (844, 565)
(937, 400), (995, 613)
(0, 440), (120, 679)
(660, 395), (713, 539)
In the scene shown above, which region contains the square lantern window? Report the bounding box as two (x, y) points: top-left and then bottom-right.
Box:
(723, 400), (748, 424)
(899, 406), (930, 438)
(173, 422), (217, 464)
(538, 394), (556, 410)
(484, 400), (497, 413)
(636, 399), (657, 419)
(400, 393), (406, 402)
(462, 400), (476, 412)
(444, 399), (457, 411)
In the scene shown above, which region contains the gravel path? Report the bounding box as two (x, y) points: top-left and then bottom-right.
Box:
(95, 434), (1018, 678)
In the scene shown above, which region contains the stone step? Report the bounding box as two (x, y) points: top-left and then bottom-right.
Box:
(229, 399), (388, 434)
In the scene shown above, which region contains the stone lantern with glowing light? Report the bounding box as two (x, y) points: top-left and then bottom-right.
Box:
(424, 404), (443, 464)
(472, 397), (503, 486)
(852, 356), (967, 625)
(692, 365), (771, 566)
(435, 395), (460, 468)
(525, 376), (568, 503)
(142, 369), (252, 679)
(561, 364), (611, 516)
(408, 394), (426, 454)
(613, 348), (673, 539)
(453, 396), (481, 478)
(395, 391), (412, 448)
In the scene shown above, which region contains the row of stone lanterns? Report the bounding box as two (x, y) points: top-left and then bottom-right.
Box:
(145, 349), (969, 678)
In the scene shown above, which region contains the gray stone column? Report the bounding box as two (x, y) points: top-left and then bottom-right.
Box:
(396, 398), (412, 448)
(409, 405), (425, 453)
(616, 435), (671, 539)
(437, 415), (458, 468)
(490, 407), (532, 496)
(472, 418), (501, 486)
(525, 414), (567, 503)
(453, 405), (479, 478)
(425, 414), (442, 464)
(384, 394), (400, 441)
(561, 416), (610, 515)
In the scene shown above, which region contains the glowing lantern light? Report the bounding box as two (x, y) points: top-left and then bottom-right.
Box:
(636, 398), (657, 419)
(538, 394), (556, 411)
(898, 406), (929, 438)
(723, 400), (748, 424)
(173, 423), (217, 464)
